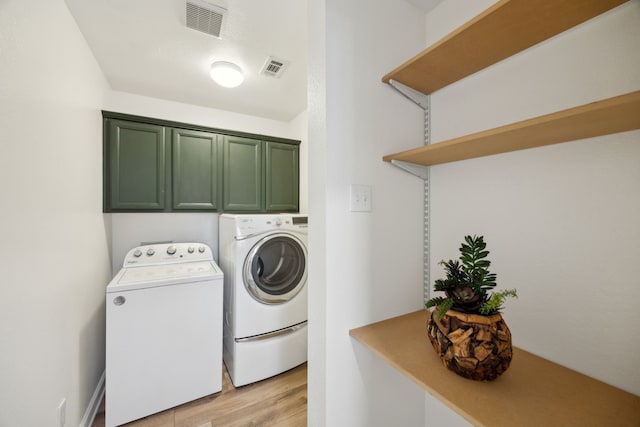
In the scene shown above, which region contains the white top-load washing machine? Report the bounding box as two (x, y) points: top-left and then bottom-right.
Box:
(218, 214), (308, 386)
(106, 243), (223, 427)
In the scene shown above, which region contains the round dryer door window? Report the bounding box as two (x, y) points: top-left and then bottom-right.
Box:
(243, 233), (307, 304)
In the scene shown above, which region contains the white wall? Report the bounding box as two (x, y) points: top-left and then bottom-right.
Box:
(424, 392), (472, 427)
(105, 92), (308, 271)
(0, 1), (112, 426)
(427, 0), (640, 395)
(110, 213), (220, 274)
(308, 0), (431, 425)
(290, 110), (309, 214)
(107, 90), (302, 141)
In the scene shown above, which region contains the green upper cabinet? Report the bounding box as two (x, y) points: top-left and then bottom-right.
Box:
(265, 141), (299, 212)
(223, 136), (263, 212)
(103, 112), (300, 213)
(222, 137), (300, 213)
(107, 120), (167, 210)
(172, 129), (221, 210)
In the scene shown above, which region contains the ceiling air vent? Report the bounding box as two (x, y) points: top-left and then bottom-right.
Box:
(186, 0), (226, 38)
(260, 56), (290, 78)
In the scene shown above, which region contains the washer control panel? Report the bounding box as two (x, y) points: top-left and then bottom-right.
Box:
(123, 242), (212, 267)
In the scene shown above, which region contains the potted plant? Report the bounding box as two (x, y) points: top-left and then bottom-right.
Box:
(426, 235), (517, 381)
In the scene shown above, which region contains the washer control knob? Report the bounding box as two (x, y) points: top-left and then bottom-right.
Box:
(187, 246), (195, 254)
(275, 218), (282, 226)
(198, 246), (206, 253)
(146, 248), (155, 256)
(133, 249), (142, 258)
(166, 245), (177, 255)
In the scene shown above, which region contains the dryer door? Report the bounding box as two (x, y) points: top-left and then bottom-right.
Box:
(243, 233), (307, 304)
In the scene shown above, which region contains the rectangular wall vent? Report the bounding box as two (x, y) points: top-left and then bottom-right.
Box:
(260, 56), (290, 78)
(186, 1), (226, 38)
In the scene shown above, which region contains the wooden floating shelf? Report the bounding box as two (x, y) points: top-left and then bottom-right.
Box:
(382, 0), (629, 95)
(383, 90), (640, 166)
(381, 0), (638, 167)
(350, 310), (640, 427)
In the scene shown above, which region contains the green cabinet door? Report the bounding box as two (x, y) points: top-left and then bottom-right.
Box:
(223, 136), (263, 211)
(107, 120), (167, 210)
(265, 141), (299, 212)
(172, 129), (220, 210)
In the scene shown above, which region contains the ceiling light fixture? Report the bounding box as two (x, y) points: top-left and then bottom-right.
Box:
(210, 61), (244, 88)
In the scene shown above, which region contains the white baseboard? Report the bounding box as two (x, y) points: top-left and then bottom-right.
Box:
(79, 371), (105, 427)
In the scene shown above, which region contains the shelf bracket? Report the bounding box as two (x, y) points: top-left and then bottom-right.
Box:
(387, 80), (432, 304)
(388, 79), (430, 110)
(390, 160), (429, 180)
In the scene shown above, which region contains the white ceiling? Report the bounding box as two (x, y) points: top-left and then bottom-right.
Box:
(65, 0), (442, 122)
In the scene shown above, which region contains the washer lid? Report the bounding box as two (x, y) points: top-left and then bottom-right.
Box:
(108, 261), (223, 292)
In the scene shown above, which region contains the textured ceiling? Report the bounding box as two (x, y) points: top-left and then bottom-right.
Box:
(65, 0), (442, 122)
(65, 0), (308, 121)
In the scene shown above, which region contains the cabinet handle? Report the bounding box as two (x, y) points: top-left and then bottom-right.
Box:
(113, 296), (126, 306)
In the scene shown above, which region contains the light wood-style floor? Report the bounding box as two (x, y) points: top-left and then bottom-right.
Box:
(92, 363), (307, 427)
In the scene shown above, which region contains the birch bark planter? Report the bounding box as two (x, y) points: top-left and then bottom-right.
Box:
(427, 309), (512, 381)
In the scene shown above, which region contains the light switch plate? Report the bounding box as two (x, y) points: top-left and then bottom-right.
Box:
(349, 184), (372, 212)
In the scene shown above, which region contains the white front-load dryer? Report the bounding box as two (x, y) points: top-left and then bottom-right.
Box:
(218, 214), (308, 386)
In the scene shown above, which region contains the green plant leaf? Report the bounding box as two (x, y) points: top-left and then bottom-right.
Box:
(425, 296), (447, 308)
(435, 299), (454, 320)
(479, 289), (518, 315)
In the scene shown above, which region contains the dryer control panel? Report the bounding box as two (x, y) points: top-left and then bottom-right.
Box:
(232, 214), (308, 236)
